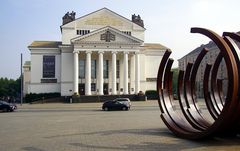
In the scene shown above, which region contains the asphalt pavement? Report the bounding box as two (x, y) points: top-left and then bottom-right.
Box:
(0, 101), (240, 151)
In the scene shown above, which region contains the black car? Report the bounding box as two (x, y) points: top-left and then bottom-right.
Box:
(102, 98), (131, 111)
(0, 101), (17, 112)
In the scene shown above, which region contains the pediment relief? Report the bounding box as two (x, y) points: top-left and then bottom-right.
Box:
(71, 27), (143, 45)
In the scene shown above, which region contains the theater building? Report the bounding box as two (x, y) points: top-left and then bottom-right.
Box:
(25, 8), (168, 96)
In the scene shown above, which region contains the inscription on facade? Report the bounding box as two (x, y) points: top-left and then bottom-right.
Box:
(85, 16), (123, 26)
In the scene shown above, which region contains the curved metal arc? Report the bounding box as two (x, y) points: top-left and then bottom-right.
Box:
(190, 48), (208, 91)
(163, 58), (174, 92)
(157, 49), (172, 86)
(189, 48), (211, 120)
(157, 27), (240, 139)
(181, 63), (208, 130)
(222, 34), (240, 133)
(191, 28), (238, 100)
(223, 32), (240, 42)
(210, 53), (224, 112)
(157, 50), (172, 113)
(216, 79), (225, 105)
(223, 35), (240, 97)
(183, 63), (193, 108)
(162, 59), (201, 134)
(157, 52), (199, 135)
(191, 27), (239, 135)
(203, 64), (219, 120)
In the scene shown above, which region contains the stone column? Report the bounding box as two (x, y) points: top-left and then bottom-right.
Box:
(112, 51), (117, 95)
(73, 52), (79, 94)
(130, 54), (135, 94)
(135, 52), (140, 94)
(123, 51), (129, 94)
(98, 51), (104, 95)
(85, 51), (92, 95)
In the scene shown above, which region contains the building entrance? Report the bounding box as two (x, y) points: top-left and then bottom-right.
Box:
(103, 83), (108, 95)
(79, 84), (85, 95)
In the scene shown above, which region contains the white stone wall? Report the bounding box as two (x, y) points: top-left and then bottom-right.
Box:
(62, 28), (76, 45)
(29, 49), (61, 94)
(132, 31), (145, 42)
(144, 82), (156, 92)
(61, 51), (74, 96)
(29, 83), (60, 93)
(31, 54), (42, 84)
(139, 50), (164, 93)
(23, 68), (30, 96)
(139, 53), (146, 92)
(145, 55), (162, 78)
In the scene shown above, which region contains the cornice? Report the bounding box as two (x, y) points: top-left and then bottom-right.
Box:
(73, 41), (142, 46)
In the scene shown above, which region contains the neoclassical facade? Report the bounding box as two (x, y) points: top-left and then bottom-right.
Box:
(25, 8), (168, 96)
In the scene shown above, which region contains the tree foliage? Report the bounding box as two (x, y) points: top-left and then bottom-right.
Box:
(0, 77), (21, 98)
(24, 93), (60, 103)
(145, 90), (158, 100)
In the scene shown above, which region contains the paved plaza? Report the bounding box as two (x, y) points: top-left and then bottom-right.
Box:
(1, 101), (240, 151)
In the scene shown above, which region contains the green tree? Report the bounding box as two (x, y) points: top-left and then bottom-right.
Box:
(0, 77), (21, 99)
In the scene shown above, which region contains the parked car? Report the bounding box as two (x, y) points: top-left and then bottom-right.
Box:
(102, 98), (131, 111)
(0, 101), (17, 112)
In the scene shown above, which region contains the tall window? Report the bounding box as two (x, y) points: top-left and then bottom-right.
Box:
(91, 83), (96, 91)
(117, 60), (120, 78)
(79, 60), (85, 78)
(91, 60), (96, 79)
(128, 60), (130, 78)
(117, 83), (119, 91)
(104, 60), (109, 78)
(43, 56), (55, 78)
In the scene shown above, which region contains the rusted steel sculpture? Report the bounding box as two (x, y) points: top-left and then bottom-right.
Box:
(157, 27), (240, 139)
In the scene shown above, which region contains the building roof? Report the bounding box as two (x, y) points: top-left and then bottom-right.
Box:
(61, 7), (146, 30)
(28, 41), (62, 48)
(142, 43), (169, 50)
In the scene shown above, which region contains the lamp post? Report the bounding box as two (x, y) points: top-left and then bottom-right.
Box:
(20, 53), (23, 106)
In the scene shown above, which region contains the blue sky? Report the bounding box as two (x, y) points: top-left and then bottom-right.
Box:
(0, 0), (240, 79)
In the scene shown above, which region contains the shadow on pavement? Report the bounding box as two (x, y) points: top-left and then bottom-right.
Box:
(68, 128), (240, 151)
(22, 147), (46, 151)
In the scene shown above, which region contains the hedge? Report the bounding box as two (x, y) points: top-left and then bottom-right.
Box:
(24, 92), (60, 103)
(145, 90), (158, 100)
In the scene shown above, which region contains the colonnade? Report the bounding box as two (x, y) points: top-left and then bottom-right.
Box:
(73, 51), (140, 95)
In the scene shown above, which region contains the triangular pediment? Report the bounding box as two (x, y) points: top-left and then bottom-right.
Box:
(71, 26), (143, 45)
(62, 8), (145, 31)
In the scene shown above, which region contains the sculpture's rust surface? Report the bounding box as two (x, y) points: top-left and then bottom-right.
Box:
(157, 27), (240, 139)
